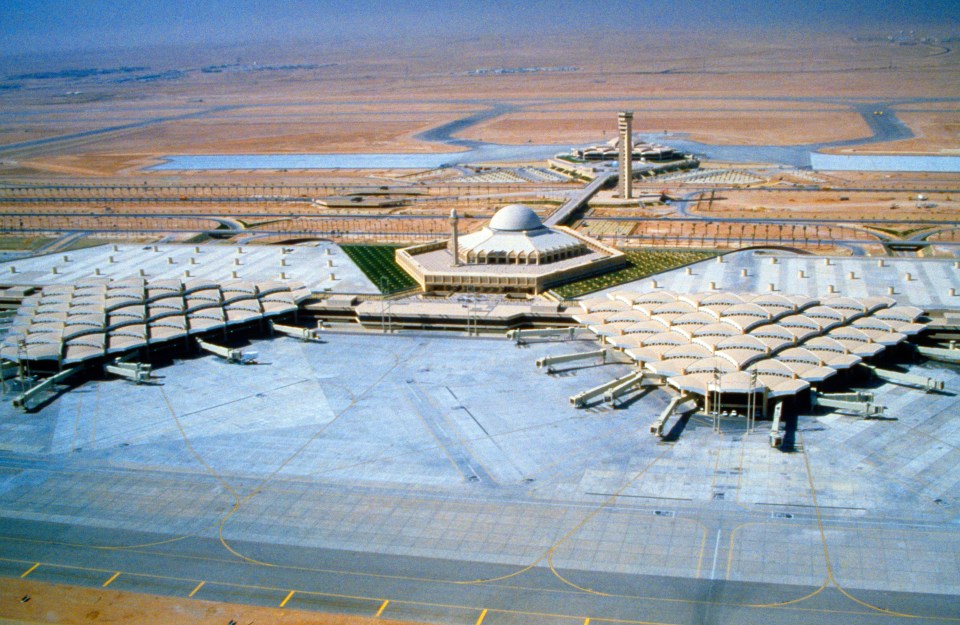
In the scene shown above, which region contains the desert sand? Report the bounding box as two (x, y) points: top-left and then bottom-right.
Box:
(1, 31), (958, 178)
(0, 578), (427, 625)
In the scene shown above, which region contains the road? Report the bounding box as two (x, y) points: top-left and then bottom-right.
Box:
(0, 106), (241, 158)
(3, 207), (959, 230)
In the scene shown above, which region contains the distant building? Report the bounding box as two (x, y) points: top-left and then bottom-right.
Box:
(572, 141), (677, 162)
(396, 204), (626, 295)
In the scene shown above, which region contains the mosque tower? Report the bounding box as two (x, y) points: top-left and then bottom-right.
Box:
(618, 111), (633, 199)
(449, 208), (460, 266)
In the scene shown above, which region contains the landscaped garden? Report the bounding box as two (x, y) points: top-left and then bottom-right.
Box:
(552, 248), (719, 299)
(341, 244), (419, 294)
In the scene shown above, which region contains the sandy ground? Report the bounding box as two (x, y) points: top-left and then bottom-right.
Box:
(810, 170), (960, 190)
(456, 110), (871, 145)
(64, 118), (468, 155)
(826, 111), (960, 155)
(690, 189), (960, 221)
(0, 579), (426, 625)
(0, 31), (957, 177)
(577, 215), (872, 254)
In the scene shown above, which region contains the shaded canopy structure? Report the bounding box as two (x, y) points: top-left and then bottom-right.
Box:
(2, 277), (312, 365)
(574, 290), (926, 400)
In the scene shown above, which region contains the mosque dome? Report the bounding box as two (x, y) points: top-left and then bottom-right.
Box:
(455, 203), (587, 266)
(488, 204), (544, 232)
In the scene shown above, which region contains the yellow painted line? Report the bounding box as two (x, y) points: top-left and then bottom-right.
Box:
(476, 608), (488, 625)
(20, 562), (39, 578)
(280, 590), (295, 608)
(188, 581), (205, 598)
(695, 526), (708, 578)
(102, 571), (121, 587)
(0, 553), (950, 623)
(726, 523), (745, 580)
(375, 600), (389, 617)
(585, 618), (591, 625)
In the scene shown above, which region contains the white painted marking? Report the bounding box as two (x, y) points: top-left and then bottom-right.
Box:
(709, 529), (722, 580)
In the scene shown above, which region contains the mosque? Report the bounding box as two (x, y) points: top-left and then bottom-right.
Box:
(396, 204), (626, 294)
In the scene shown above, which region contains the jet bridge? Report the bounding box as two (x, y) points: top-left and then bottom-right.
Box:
(604, 370), (664, 405)
(507, 327), (577, 345)
(570, 370), (644, 408)
(862, 364), (945, 392)
(916, 341), (960, 364)
(537, 349), (610, 373)
(104, 360), (155, 384)
(769, 401), (784, 448)
(812, 391), (886, 418)
(270, 321), (322, 342)
(0, 361), (18, 381)
(13, 367), (80, 410)
(196, 338), (258, 364)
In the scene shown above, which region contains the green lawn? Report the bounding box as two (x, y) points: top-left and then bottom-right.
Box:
(0, 236), (55, 251)
(341, 244), (419, 294)
(60, 237), (115, 252)
(552, 248), (719, 299)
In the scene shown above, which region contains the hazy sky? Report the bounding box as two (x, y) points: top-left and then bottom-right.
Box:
(2, 0), (958, 56)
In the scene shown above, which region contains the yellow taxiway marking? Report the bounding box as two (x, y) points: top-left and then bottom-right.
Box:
(102, 571), (121, 587)
(280, 590), (295, 608)
(695, 526), (708, 578)
(476, 608), (488, 625)
(0, 549), (951, 624)
(20, 562), (39, 578)
(584, 618), (591, 625)
(375, 599), (389, 617)
(188, 581), (205, 598)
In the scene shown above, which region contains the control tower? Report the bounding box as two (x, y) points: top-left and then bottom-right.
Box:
(618, 111), (633, 199)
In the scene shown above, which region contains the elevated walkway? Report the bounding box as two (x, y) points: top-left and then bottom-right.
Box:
(544, 172), (613, 227)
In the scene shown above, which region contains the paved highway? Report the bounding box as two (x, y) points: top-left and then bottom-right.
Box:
(0, 105), (241, 158)
(7, 226), (954, 251)
(3, 208), (959, 230)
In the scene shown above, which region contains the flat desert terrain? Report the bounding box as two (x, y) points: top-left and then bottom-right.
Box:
(0, 31), (958, 179)
(0, 578), (427, 625)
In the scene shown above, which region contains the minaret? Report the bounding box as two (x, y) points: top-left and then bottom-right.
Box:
(618, 111), (633, 199)
(449, 208), (460, 266)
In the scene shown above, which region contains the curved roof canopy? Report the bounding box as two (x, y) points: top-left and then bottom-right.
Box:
(2, 278), (311, 365)
(573, 289), (928, 399)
